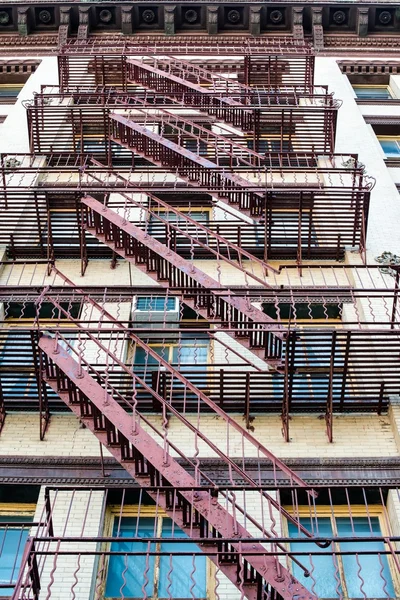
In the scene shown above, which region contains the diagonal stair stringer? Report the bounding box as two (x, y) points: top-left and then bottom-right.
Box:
(82, 194), (285, 368)
(38, 334), (316, 600)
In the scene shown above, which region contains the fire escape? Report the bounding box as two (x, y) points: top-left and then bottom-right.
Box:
(1, 42), (399, 600)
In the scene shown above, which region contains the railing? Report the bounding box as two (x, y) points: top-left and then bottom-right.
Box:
(58, 44), (315, 90)
(12, 484), (400, 600)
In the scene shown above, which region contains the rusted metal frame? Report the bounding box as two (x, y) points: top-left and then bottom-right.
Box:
(360, 191), (371, 265)
(74, 190), (88, 276)
(243, 372), (252, 430)
(112, 100), (264, 169)
(142, 55), (254, 96)
(128, 56), (324, 107)
(84, 162), (279, 278)
(30, 330), (50, 441)
(307, 194), (315, 261)
(285, 330), (297, 442)
(61, 39), (313, 55)
(45, 200), (55, 277)
(264, 192), (272, 264)
(0, 188), (373, 262)
(39, 275), (308, 489)
(38, 336), (317, 600)
(325, 330), (336, 443)
(70, 101), (78, 153)
(10, 537), (40, 600)
(391, 268), (400, 330)
(339, 332), (351, 412)
(128, 55), (316, 102)
(33, 191), (45, 258)
(377, 382), (385, 416)
(0, 327), (392, 417)
(29, 92), (333, 162)
(0, 379), (5, 434)
(109, 114), (266, 220)
(43, 487), (55, 538)
(297, 190), (303, 275)
(81, 199), (286, 366)
(0, 154), (8, 210)
(281, 332), (291, 443)
(15, 119), (365, 178)
(26, 107), (34, 155)
(38, 330), (290, 501)
(81, 194), (281, 330)
(37, 327), (322, 549)
(102, 106), (112, 168)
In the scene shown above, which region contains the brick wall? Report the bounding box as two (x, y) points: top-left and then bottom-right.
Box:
(0, 411), (398, 459)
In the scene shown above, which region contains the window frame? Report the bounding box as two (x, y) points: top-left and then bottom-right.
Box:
(101, 505), (214, 600)
(378, 136), (400, 158)
(284, 504), (400, 598)
(353, 84), (394, 100)
(131, 341), (211, 370)
(0, 503), (36, 597)
(147, 207), (212, 227)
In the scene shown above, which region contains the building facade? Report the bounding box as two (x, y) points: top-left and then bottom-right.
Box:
(0, 5), (400, 600)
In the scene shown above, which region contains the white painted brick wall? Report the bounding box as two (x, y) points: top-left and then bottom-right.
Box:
(0, 412), (397, 459)
(30, 487), (105, 600)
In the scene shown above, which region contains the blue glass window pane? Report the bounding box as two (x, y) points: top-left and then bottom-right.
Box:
(134, 346), (164, 366)
(288, 518), (342, 598)
(171, 345), (208, 366)
(105, 518), (156, 598)
(0, 335), (36, 399)
(158, 519), (206, 599)
(136, 297), (176, 311)
(354, 87), (392, 99)
(0, 518), (32, 597)
(0, 86), (23, 98)
(337, 517), (395, 598)
(379, 139), (400, 157)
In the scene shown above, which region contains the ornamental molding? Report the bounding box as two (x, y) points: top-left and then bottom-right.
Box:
(2, 454), (400, 468)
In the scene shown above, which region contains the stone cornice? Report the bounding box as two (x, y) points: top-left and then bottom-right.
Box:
(0, 455), (400, 487)
(0, 3), (399, 55)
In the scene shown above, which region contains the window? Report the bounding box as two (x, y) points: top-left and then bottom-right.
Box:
(76, 138), (132, 166)
(263, 302), (341, 321)
(266, 212), (318, 249)
(133, 341), (209, 371)
(135, 297), (177, 312)
(378, 137), (400, 157)
(287, 509), (397, 598)
(353, 85), (393, 100)
(0, 506), (35, 597)
(5, 302), (81, 320)
(265, 304), (342, 403)
(104, 512), (207, 599)
(149, 209), (210, 227)
(0, 334), (36, 400)
(0, 84), (24, 105)
(183, 139), (208, 156)
(148, 209), (211, 246)
(0, 303), (80, 402)
(247, 139), (293, 153)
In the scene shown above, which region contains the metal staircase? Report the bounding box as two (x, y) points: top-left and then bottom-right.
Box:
(81, 194), (284, 367)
